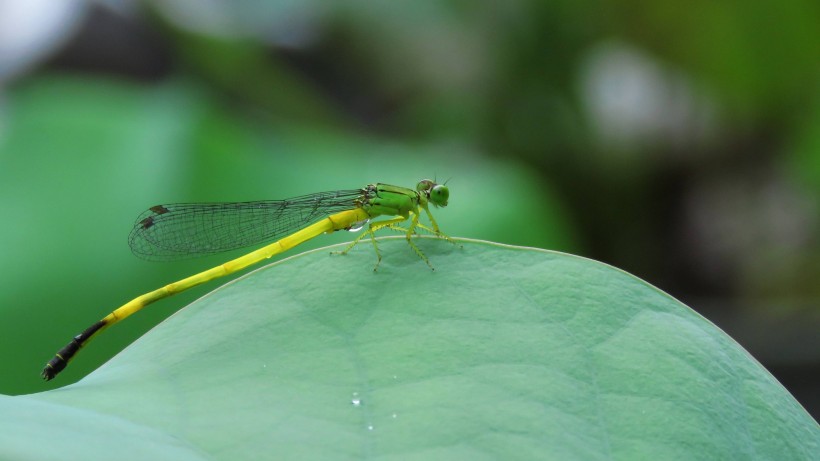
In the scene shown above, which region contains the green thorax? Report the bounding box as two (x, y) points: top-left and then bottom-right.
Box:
(361, 183), (420, 219)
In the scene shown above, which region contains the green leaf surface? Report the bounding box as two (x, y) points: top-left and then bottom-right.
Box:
(4, 238), (817, 460)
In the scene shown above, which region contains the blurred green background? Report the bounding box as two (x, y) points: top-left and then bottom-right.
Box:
(0, 0), (817, 420)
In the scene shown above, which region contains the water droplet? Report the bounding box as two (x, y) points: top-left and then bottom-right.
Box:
(347, 219), (370, 232)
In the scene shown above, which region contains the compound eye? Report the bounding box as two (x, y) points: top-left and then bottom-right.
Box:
(430, 184), (449, 207)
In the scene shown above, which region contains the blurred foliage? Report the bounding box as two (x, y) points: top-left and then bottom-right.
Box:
(0, 0), (818, 417)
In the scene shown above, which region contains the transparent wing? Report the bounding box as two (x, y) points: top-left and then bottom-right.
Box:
(128, 189), (365, 261)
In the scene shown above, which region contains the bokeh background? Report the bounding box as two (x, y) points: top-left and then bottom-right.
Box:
(1, 1), (818, 420)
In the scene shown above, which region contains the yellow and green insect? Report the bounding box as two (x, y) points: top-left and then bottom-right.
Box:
(42, 179), (451, 380)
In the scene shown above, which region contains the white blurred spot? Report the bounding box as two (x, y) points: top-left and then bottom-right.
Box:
(579, 41), (718, 154)
(0, 0), (87, 82)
